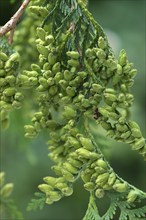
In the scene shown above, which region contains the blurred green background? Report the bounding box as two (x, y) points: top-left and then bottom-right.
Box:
(0, 0), (145, 219)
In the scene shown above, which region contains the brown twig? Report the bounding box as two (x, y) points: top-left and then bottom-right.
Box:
(8, 28), (15, 44)
(0, 0), (31, 44)
(69, 2), (75, 33)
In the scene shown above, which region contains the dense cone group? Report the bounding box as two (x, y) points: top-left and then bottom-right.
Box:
(18, 22), (143, 203)
(0, 50), (23, 129)
(0, 0), (145, 210)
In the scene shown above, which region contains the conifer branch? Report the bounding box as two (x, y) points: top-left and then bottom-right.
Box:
(0, 0), (145, 219)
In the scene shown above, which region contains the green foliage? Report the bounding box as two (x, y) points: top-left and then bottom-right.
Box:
(0, 37), (14, 55)
(27, 192), (46, 211)
(83, 193), (146, 220)
(102, 193), (146, 220)
(42, 0), (106, 57)
(2, 199), (23, 220)
(0, 0), (145, 219)
(83, 194), (101, 220)
(0, 172), (23, 220)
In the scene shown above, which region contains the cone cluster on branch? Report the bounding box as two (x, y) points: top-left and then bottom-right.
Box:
(0, 0), (145, 208)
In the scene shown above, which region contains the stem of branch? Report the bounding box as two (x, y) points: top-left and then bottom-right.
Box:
(0, 0), (31, 43)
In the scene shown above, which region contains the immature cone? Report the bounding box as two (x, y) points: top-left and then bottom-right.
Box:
(96, 172), (109, 186)
(95, 188), (105, 198)
(127, 190), (139, 203)
(113, 182), (128, 193)
(0, 172), (5, 187)
(0, 183), (14, 198)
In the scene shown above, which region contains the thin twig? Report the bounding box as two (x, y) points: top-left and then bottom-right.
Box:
(69, 3), (75, 33)
(8, 28), (15, 44)
(0, 0), (31, 43)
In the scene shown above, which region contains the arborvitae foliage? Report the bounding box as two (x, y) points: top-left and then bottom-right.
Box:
(0, 0), (146, 219)
(0, 172), (23, 219)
